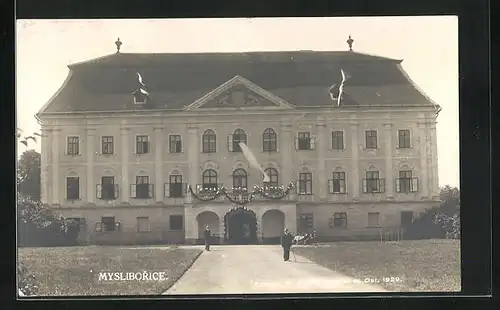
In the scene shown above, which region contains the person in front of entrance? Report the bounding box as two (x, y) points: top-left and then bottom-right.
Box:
(281, 228), (294, 261)
(204, 225), (212, 251)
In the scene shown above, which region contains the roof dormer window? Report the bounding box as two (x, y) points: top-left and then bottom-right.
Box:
(132, 89), (148, 104)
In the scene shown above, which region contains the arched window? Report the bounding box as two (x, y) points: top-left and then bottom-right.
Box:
(262, 128), (277, 152)
(202, 169), (218, 190)
(232, 169), (248, 189)
(264, 168), (279, 187)
(230, 129), (247, 152)
(202, 129), (216, 153)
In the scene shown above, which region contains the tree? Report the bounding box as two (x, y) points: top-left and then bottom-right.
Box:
(17, 150), (41, 200)
(434, 185), (460, 239)
(405, 185), (460, 240)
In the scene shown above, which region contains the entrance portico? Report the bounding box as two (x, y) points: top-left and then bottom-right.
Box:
(184, 203), (297, 245)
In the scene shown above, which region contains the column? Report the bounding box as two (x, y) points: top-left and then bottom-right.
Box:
(40, 129), (50, 205)
(51, 129), (60, 205)
(120, 127), (130, 203)
(154, 127), (164, 203)
(418, 122), (429, 199)
(86, 128), (95, 204)
(350, 123), (360, 198)
(383, 123), (394, 198)
(429, 122), (440, 199)
(316, 123), (327, 200)
(187, 126), (199, 188)
(280, 124), (293, 185)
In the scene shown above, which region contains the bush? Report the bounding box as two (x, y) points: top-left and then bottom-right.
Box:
(434, 212), (460, 239)
(18, 261), (38, 296)
(17, 195), (79, 247)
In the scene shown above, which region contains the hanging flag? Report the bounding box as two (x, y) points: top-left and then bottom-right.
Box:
(328, 83), (339, 100)
(137, 72), (145, 87)
(139, 88), (150, 96)
(238, 142), (270, 183)
(337, 68), (351, 107)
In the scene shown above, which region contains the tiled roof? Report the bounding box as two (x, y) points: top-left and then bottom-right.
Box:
(39, 51), (436, 114)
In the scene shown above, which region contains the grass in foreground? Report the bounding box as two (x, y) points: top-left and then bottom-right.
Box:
(18, 245), (202, 296)
(292, 239), (460, 292)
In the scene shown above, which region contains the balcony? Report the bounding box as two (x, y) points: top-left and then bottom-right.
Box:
(294, 137), (316, 151)
(396, 177), (419, 193)
(362, 178), (386, 194)
(96, 184), (119, 200)
(193, 183), (225, 201)
(328, 179), (347, 194)
(130, 184), (155, 199)
(164, 183), (188, 198)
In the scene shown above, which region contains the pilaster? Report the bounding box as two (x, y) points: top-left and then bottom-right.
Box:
(429, 122), (440, 199)
(383, 123), (394, 198)
(120, 127), (130, 203)
(51, 129), (61, 204)
(40, 129), (50, 204)
(280, 124), (293, 185)
(85, 128), (96, 203)
(350, 122), (360, 198)
(418, 122), (429, 199)
(154, 127), (164, 203)
(187, 126), (199, 187)
(316, 123), (327, 200)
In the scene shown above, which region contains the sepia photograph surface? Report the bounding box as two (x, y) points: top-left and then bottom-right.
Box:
(16, 17), (460, 297)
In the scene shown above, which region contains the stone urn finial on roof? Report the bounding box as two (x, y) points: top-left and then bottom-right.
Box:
(115, 37), (122, 53)
(347, 35), (354, 51)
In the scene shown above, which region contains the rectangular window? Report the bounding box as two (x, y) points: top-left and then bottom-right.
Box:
(330, 212), (348, 228)
(136, 135), (150, 154)
(66, 177), (80, 200)
(298, 173), (313, 195)
(135, 176), (151, 199)
(297, 132), (311, 150)
(368, 212), (380, 227)
(67, 217), (85, 233)
(67, 136), (80, 155)
(169, 135), (182, 153)
(398, 130), (411, 148)
(332, 131), (344, 150)
(137, 217), (150, 232)
(101, 136), (114, 155)
(365, 130), (378, 149)
(169, 175), (184, 198)
(298, 213), (313, 233)
(329, 172), (346, 194)
(169, 215), (183, 231)
(101, 176), (115, 200)
(101, 216), (116, 232)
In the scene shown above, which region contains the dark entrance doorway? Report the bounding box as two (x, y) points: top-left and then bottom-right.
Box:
(401, 211), (414, 228)
(224, 207), (258, 245)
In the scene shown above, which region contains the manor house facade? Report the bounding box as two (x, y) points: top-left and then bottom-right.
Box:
(36, 38), (441, 245)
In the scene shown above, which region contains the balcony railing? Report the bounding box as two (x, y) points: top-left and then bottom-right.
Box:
(396, 177), (419, 193)
(328, 179), (347, 194)
(294, 137), (316, 151)
(130, 184), (155, 199)
(96, 184), (119, 200)
(164, 183), (188, 198)
(362, 178), (386, 194)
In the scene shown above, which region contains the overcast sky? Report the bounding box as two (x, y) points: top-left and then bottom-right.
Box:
(16, 17), (459, 187)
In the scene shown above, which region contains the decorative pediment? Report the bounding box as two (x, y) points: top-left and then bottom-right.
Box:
(183, 75), (295, 110)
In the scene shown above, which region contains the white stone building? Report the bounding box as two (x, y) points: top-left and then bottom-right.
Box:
(36, 38), (441, 245)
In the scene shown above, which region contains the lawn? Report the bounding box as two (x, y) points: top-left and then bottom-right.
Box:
(18, 245), (203, 296)
(292, 239), (460, 292)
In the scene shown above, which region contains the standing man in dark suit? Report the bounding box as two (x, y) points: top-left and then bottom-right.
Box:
(281, 228), (294, 261)
(204, 225), (212, 251)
